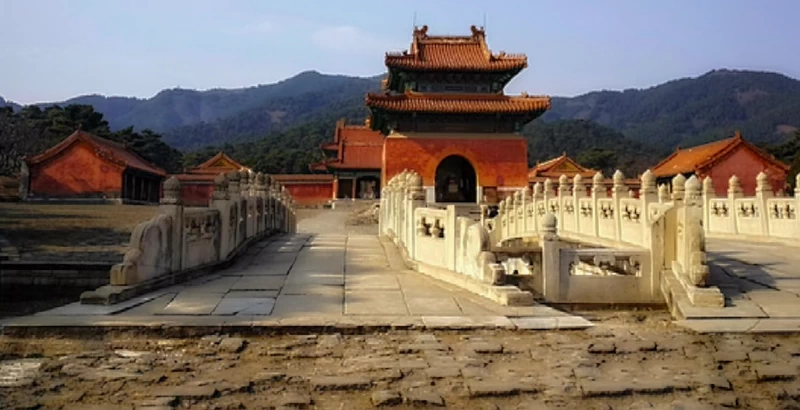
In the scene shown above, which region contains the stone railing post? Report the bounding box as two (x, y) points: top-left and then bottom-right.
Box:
(510, 191), (519, 236)
(543, 178), (553, 212)
(255, 173), (266, 234)
(445, 204), (457, 271)
(557, 174), (569, 232)
(590, 172), (604, 237)
(160, 176), (184, 272)
(611, 170), (626, 242)
(211, 173), (232, 259)
(227, 171), (241, 244)
(755, 171), (772, 236)
(639, 169), (660, 296)
(701, 176), (714, 233)
(519, 186), (529, 233)
(532, 182), (543, 233)
(497, 199), (507, 243)
(658, 184), (669, 203)
(640, 170), (657, 222)
(407, 172), (425, 259)
(572, 174), (586, 234)
(795, 174), (800, 238)
(540, 214), (560, 301)
(727, 175), (743, 235)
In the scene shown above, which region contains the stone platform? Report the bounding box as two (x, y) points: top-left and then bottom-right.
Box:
(0, 231), (589, 332)
(675, 238), (800, 333)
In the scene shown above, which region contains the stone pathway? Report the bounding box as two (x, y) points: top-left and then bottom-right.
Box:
(677, 238), (800, 333)
(4, 231), (586, 330)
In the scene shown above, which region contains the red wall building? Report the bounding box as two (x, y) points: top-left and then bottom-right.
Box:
(365, 26), (550, 204)
(24, 130), (165, 203)
(271, 175), (334, 206)
(310, 119), (383, 200)
(652, 132), (790, 196)
(172, 152), (247, 207)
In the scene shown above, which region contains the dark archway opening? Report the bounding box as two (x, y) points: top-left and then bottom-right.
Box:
(356, 176), (380, 199)
(435, 155), (477, 203)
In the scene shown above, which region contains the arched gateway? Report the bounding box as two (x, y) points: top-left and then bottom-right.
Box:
(435, 155), (476, 203)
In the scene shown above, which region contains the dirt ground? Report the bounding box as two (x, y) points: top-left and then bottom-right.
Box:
(0, 203), (158, 262)
(1, 312), (799, 410)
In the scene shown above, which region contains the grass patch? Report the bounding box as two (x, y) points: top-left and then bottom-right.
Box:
(0, 203), (159, 262)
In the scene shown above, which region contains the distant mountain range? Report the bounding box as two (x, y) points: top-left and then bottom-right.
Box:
(2, 69), (799, 153)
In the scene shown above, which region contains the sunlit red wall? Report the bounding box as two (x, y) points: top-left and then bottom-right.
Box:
(29, 141), (124, 197)
(283, 183), (334, 205)
(382, 137), (529, 188)
(701, 147), (788, 196)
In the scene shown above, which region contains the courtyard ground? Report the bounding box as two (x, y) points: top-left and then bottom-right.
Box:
(0, 203), (159, 262)
(1, 317), (799, 410)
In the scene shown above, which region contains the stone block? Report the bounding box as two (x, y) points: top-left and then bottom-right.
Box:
(309, 376), (372, 391)
(372, 390), (402, 407)
(754, 364), (797, 382)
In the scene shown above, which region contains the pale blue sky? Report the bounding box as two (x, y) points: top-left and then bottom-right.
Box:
(1, 0), (798, 104)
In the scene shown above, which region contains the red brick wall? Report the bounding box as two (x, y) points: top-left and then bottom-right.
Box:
(29, 141), (123, 197)
(382, 137), (529, 188)
(702, 147), (788, 196)
(283, 182), (334, 205)
(180, 184), (213, 207)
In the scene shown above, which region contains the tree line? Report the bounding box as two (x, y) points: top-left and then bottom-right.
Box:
(0, 105), (183, 175)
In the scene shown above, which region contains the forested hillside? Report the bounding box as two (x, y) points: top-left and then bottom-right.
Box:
(2, 69), (799, 179)
(545, 69), (800, 148)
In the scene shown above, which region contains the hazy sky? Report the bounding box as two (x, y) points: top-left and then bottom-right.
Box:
(1, 0), (798, 104)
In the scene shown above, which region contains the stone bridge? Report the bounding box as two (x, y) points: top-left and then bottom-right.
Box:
(380, 169), (800, 333)
(2, 169), (800, 334)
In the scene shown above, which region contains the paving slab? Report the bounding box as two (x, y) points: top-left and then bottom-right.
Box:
(406, 297), (463, 316)
(345, 290), (408, 315)
(232, 276), (286, 291)
(160, 293), (224, 315)
(225, 290), (279, 298)
(281, 284), (343, 296)
(272, 294), (343, 317)
(36, 292), (174, 316)
(212, 297), (275, 315)
(345, 274), (400, 290)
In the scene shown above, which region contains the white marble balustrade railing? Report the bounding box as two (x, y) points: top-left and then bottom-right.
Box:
(702, 173), (800, 243)
(108, 171), (297, 287)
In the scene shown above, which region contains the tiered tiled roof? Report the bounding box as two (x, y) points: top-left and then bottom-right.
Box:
(310, 119), (383, 172)
(25, 130), (166, 176)
(366, 91), (550, 114)
(173, 152), (248, 182)
(385, 25), (526, 72)
(528, 154), (597, 181)
(651, 131), (789, 177)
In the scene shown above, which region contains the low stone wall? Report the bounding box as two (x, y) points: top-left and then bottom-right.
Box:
(0, 261), (112, 288)
(80, 171), (297, 305)
(703, 173), (800, 244)
(380, 171), (534, 306)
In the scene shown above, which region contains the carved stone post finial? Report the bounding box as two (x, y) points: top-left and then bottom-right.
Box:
(728, 175), (742, 197)
(541, 213), (557, 239)
(161, 176), (182, 205)
(755, 171), (771, 194)
(657, 184), (669, 202)
(702, 176), (714, 195)
(591, 172), (605, 196)
(227, 171), (241, 196)
(671, 174), (686, 200)
(212, 173), (229, 200)
(685, 175), (701, 200)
